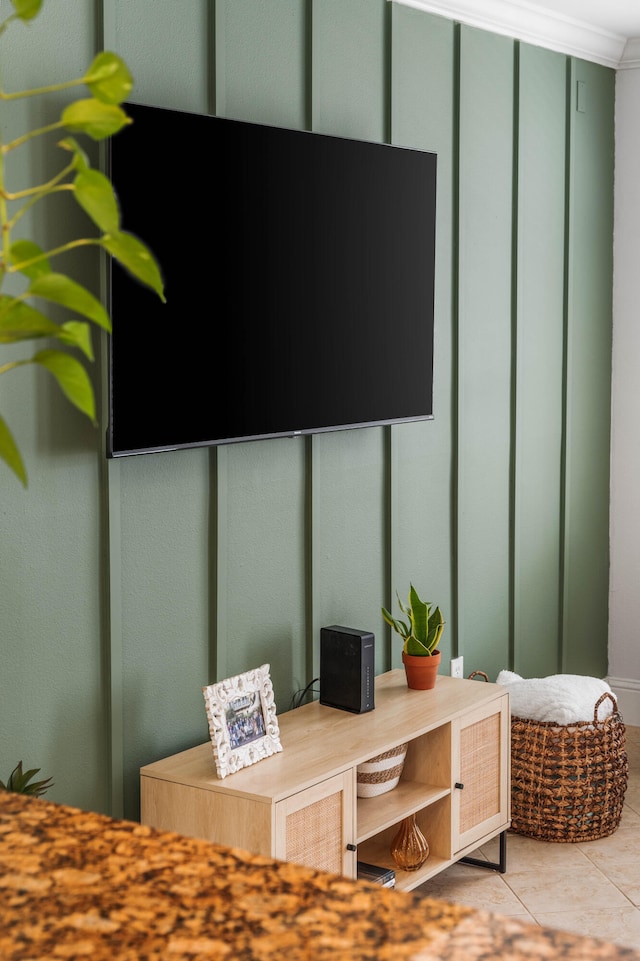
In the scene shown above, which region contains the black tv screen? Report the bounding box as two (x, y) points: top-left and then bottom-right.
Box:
(106, 103), (437, 457)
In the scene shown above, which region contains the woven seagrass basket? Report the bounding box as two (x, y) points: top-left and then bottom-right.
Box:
(357, 743), (408, 798)
(510, 691), (629, 842)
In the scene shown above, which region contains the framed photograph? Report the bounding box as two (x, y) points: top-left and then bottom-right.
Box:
(203, 664), (283, 779)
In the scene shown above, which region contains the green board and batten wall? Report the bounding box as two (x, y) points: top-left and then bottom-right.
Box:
(0, 0), (613, 820)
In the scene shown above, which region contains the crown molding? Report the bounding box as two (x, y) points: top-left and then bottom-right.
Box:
(619, 38), (640, 70)
(390, 0), (639, 69)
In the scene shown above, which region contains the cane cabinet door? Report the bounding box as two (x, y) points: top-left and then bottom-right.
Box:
(274, 771), (356, 877)
(451, 694), (510, 853)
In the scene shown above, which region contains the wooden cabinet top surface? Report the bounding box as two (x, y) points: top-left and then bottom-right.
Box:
(140, 670), (507, 804)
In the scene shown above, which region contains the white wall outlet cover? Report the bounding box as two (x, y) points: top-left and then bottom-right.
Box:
(450, 656), (464, 678)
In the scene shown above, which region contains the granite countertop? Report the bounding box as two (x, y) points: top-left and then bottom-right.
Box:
(1, 792), (638, 961)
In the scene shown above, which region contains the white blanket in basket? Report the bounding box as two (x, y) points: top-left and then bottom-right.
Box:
(495, 670), (614, 724)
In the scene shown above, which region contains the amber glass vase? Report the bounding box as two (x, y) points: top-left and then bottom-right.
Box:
(390, 813), (429, 871)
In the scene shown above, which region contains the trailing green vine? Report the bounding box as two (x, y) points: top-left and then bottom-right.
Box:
(0, 0), (164, 484)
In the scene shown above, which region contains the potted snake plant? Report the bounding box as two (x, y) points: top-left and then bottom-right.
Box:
(0, 760), (53, 797)
(382, 584), (445, 689)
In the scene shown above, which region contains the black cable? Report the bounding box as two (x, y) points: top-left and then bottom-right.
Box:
(291, 677), (320, 710)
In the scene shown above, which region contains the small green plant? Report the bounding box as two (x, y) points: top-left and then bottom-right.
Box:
(382, 583), (444, 656)
(0, 0), (164, 485)
(0, 759), (53, 797)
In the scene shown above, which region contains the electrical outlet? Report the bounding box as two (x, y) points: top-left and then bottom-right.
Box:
(450, 656), (464, 679)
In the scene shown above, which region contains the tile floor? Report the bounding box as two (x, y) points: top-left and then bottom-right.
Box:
(416, 723), (640, 950)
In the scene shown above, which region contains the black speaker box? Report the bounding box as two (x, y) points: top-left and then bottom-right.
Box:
(319, 625), (375, 714)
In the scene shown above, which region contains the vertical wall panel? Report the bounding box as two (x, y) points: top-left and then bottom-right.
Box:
(216, 0), (306, 127)
(312, 0), (386, 140)
(216, 439), (307, 707)
(107, 0), (213, 820)
(311, 430), (387, 676)
(310, 0), (388, 676)
(513, 44), (566, 676)
(457, 27), (514, 678)
(0, 1), (107, 812)
(214, 0), (309, 710)
(111, 0), (209, 111)
(118, 452), (211, 820)
(563, 60), (614, 676)
(389, 8), (455, 668)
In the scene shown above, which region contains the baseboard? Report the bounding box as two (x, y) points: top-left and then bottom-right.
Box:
(607, 676), (640, 726)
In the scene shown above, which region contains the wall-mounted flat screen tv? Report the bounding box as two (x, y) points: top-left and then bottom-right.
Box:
(106, 102), (437, 458)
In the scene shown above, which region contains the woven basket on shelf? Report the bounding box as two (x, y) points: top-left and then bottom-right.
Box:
(510, 691), (629, 843)
(357, 743), (408, 798)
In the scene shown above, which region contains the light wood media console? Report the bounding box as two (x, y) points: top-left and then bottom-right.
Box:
(140, 670), (510, 893)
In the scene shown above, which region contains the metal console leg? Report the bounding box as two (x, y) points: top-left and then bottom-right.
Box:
(460, 829), (507, 873)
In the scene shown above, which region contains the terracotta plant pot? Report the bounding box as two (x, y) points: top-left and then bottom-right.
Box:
(402, 650), (441, 690)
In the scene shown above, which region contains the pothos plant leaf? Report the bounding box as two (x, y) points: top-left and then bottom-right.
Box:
(33, 349), (96, 422)
(83, 51), (133, 105)
(8, 240), (51, 281)
(10, 0), (42, 22)
(0, 417), (27, 486)
(28, 272), (111, 331)
(58, 136), (90, 172)
(74, 167), (121, 234)
(102, 230), (165, 300)
(61, 98), (130, 141)
(59, 139), (121, 237)
(58, 321), (94, 361)
(0, 301), (93, 357)
(0, 298), (62, 341)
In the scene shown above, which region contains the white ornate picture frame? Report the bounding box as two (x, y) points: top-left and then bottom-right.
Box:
(203, 664), (282, 779)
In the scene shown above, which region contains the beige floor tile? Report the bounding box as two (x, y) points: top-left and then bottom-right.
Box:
(577, 811), (640, 905)
(530, 906), (640, 951)
(625, 725), (640, 745)
(416, 861), (529, 916)
(503, 862), (630, 915)
(481, 830), (595, 872)
(625, 780), (640, 815)
(627, 742), (640, 764)
(591, 862), (640, 907)
(577, 807), (640, 862)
